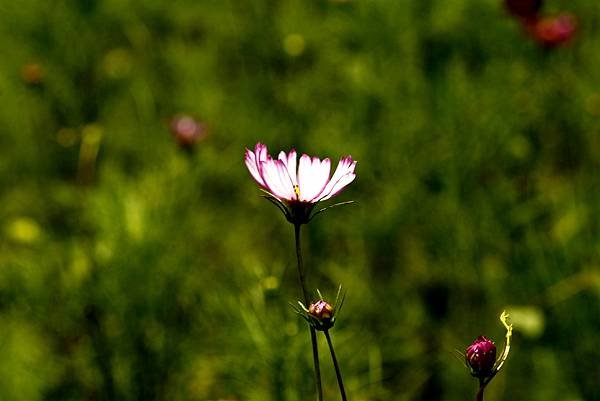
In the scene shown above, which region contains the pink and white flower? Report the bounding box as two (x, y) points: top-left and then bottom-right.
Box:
(245, 143), (357, 222)
(245, 143), (356, 203)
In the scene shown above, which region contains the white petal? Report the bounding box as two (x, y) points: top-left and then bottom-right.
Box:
(255, 143), (268, 163)
(245, 148), (267, 188)
(278, 149), (298, 186)
(317, 157), (357, 201)
(287, 149), (298, 186)
(298, 155), (331, 202)
(260, 159), (296, 201)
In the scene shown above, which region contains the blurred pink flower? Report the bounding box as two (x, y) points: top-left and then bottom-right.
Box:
(529, 13), (577, 47)
(169, 114), (208, 148)
(245, 143), (356, 203)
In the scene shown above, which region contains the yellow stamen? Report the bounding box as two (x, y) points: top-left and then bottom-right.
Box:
(293, 184), (300, 198)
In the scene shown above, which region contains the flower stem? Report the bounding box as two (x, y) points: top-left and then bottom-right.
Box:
(294, 223), (323, 401)
(476, 379), (485, 401)
(324, 330), (348, 401)
(309, 328), (322, 401)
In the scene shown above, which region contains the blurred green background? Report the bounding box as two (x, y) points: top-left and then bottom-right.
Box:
(1, 0), (599, 400)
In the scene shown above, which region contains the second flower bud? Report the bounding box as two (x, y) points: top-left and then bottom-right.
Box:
(294, 286), (346, 332)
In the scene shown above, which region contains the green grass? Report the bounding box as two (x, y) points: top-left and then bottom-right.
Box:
(1, 0), (599, 400)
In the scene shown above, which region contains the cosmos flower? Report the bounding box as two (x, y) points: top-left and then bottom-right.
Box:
(169, 114), (208, 149)
(529, 13), (577, 48)
(245, 143), (357, 223)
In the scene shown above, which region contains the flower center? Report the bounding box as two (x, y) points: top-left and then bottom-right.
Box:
(293, 184), (300, 198)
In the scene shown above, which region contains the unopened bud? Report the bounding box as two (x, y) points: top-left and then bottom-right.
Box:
(294, 287), (345, 331)
(505, 0), (541, 20)
(308, 300), (334, 331)
(465, 336), (497, 379)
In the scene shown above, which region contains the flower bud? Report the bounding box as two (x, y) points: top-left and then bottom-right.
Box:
(308, 300), (334, 331)
(505, 0), (542, 20)
(465, 336), (497, 378)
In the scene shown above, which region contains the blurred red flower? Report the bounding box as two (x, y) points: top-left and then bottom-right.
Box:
(529, 14), (577, 47)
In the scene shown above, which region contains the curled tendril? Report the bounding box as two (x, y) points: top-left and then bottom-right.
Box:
(494, 311), (513, 373)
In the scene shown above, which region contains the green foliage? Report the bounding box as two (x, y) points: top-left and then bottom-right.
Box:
(1, 0), (599, 400)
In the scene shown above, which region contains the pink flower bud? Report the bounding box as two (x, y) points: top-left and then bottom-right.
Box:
(465, 336), (497, 378)
(308, 300), (334, 330)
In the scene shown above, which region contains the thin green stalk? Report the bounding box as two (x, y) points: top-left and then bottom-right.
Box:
(294, 223), (323, 401)
(324, 330), (348, 401)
